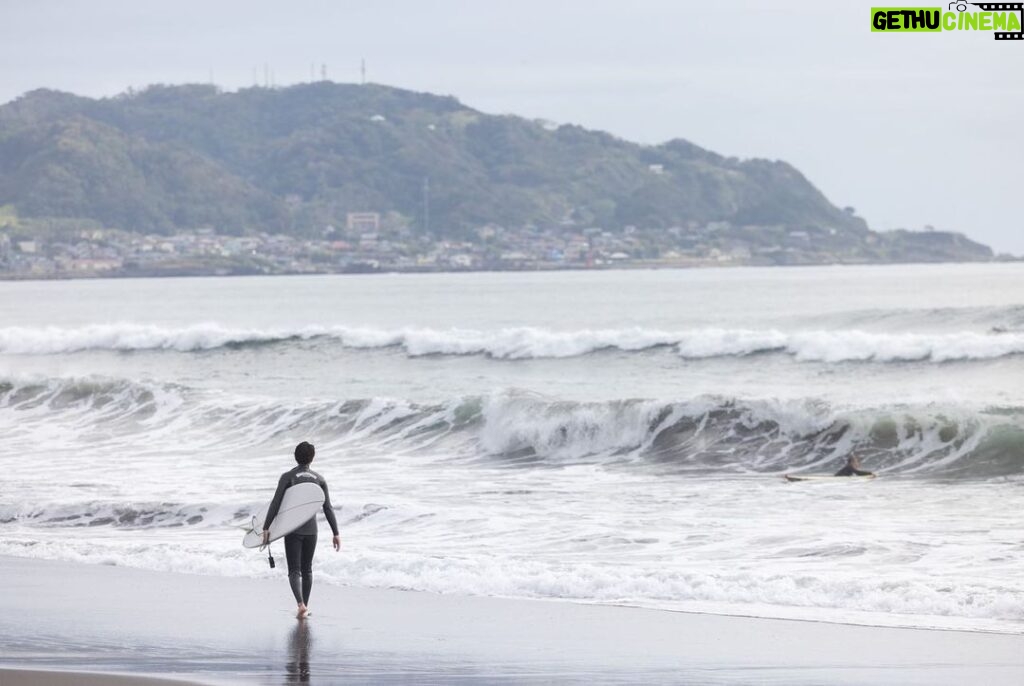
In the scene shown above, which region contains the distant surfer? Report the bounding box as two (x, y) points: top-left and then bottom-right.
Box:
(834, 454), (874, 477)
(262, 441), (341, 619)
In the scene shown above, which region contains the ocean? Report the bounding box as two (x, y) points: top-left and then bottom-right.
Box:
(1, 263), (1022, 633)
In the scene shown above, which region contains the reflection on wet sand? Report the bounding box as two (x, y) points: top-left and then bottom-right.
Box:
(286, 621), (312, 683)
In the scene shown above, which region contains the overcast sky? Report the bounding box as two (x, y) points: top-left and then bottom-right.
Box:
(2, 0), (1021, 253)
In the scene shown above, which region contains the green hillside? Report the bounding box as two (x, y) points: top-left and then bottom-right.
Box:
(0, 82), (871, 239)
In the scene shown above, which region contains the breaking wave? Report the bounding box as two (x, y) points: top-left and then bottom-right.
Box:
(2, 322), (1024, 363)
(2, 376), (1022, 479)
(3, 374), (1023, 630)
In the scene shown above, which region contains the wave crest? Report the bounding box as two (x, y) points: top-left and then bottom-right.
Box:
(2, 377), (1022, 478)
(2, 322), (1024, 363)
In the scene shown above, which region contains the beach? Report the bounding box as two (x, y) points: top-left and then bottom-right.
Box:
(2, 0), (1021, 678)
(1, 556), (1023, 685)
(2, 268), (1024, 683)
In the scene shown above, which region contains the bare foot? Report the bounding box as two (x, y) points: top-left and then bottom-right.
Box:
(296, 604), (307, 619)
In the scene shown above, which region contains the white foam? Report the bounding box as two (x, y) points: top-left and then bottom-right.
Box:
(478, 392), (670, 460)
(1, 534), (1021, 632)
(1, 376), (1017, 476)
(4, 323), (1023, 362)
(3, 376), (1024, 632)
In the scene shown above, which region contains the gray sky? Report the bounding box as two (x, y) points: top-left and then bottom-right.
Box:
(2, 0), (1021, 253)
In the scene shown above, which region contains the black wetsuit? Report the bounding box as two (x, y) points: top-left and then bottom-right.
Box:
(263, 465), (340, 605)
(834, 465), (873, 477)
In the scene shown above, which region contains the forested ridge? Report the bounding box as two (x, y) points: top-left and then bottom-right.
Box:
(0, 82), (870, 238)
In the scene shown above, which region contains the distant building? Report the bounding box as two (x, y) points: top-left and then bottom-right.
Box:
(67, 258), (123, 272)
(347, 212), (380, 233)
(358, 233), (379, 251)
(476, 224), (501, 240)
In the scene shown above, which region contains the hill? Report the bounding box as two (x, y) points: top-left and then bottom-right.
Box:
(0, 82), (870, 237)
(0, 82), (995, 276)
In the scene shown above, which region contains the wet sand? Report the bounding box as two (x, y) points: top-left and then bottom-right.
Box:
(1, 555), (1022, 684)
(0, 668), (200, 685)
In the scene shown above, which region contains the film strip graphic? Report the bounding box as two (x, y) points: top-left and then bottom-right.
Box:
(968, 2), (1024, 39)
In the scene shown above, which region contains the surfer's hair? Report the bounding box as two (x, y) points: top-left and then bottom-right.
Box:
(294, 441), (315, 465)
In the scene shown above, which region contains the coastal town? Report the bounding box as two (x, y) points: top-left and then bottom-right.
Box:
(0, 211), (996, 280)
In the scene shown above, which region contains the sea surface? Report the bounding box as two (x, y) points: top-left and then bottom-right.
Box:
(1, 264), (1023, 632)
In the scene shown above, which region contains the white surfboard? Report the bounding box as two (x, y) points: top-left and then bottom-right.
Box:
(242, 482), (326, 548)
(784, 474), (876, 483)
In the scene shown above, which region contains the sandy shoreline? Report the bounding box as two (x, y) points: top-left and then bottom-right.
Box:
(1, 556), (1022, 685)
(0, 669), (200, 686)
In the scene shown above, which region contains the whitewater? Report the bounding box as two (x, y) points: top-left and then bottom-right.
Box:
(1, 264), (1022, 633)
(4, 321), (1024, 361)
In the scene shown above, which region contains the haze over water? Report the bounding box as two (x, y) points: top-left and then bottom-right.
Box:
(1, 263), (1023, 632)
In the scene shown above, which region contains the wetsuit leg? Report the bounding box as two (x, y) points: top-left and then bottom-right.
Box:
(284, 533), (304, 604)
(300, 533), (317, 605)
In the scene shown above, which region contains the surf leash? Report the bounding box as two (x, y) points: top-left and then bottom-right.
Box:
(251, 515), (276, 567)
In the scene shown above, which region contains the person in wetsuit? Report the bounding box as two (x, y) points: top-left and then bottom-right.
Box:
(835, 454), (875, 477)
(262, 441), (340, 619)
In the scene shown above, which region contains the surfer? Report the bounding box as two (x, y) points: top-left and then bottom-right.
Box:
(834, 454), (874, 477)
(262, 441), (341, 619)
